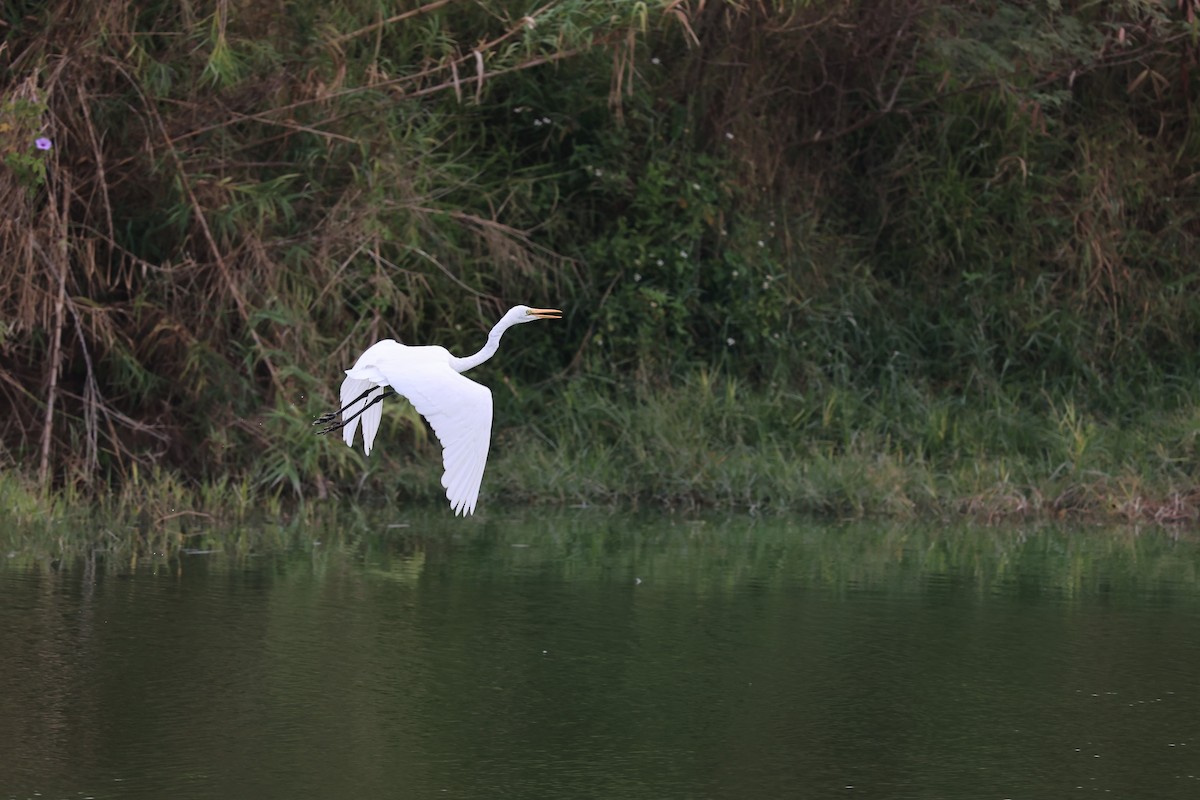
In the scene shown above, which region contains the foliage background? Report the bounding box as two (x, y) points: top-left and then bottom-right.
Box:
(4, 0), (1200, 519)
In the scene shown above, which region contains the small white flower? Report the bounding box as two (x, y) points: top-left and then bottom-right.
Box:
(595, 169), (603, 177)
(692, 183), (701, 190)
(534, 119), (543, 127)
(656, 258), (664, 266)
(726, 337), (735, 347)
(541, 117), (551, 124)
(769, 221), (775, 228)
(633, 272), (642, 282)
(757, 240), (765, 247)
(679, 250), (688, 258)
(762, 281), (769, 289)
(651, 57), (661, 65)
(731, 270), (739, 278)
(725, 132), (734, 140)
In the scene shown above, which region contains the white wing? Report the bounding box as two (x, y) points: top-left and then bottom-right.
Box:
(339, 339), (400, 455)
(338, 376), (386, 456)
(359, 386), (384, 455)
(346, 343), (493, 516)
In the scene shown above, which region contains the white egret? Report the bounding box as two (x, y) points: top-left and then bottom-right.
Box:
(315, 305), (562, 515)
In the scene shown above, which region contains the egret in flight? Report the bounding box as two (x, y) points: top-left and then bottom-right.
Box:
(315, 305), (562, 515)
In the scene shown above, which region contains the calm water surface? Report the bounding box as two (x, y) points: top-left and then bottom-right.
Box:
(2, 513), (1199, 799)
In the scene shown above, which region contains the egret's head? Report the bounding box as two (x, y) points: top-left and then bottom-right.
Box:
(510, 305), (563, 324)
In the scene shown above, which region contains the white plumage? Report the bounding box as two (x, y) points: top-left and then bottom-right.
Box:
(320, 305), (561, 515)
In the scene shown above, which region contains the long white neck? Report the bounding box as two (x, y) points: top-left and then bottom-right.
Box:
(448, 314), (520, 373)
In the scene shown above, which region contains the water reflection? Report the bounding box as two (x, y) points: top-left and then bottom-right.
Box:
(1, 514), (1199, 799)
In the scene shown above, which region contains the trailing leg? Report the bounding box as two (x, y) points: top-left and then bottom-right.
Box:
(314, 386), (394, 435)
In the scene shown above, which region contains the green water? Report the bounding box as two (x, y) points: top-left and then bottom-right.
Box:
(2, 513), (1199, 799)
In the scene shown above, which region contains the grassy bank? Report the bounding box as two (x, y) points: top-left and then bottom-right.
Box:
(4, 373), (1200, 535)
(507, 374), (1200, 522)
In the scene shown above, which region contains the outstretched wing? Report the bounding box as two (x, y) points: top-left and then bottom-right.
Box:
(391, 364), (493, 516)
(339, 339), (403, 456)
(350, 348), (493, 516)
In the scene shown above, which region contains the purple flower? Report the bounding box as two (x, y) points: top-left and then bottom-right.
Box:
(35, 137), (52, 151)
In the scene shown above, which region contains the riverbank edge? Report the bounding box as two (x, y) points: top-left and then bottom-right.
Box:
(4, 377), (1199, 543)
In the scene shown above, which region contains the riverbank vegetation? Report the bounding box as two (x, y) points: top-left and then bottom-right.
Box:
(4, 0), (1200, 527)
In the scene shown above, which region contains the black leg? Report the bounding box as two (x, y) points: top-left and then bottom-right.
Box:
(315, 387), (394, 436)
(313, 385), (377, 426)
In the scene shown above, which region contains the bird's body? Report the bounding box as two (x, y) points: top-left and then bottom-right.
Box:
(317, 305), (561, 515)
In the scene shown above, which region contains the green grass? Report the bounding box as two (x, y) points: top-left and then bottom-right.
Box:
(484, 372), (1200, 522)
(2, 397), (1198, 573)
(9, 371), (1196, 546)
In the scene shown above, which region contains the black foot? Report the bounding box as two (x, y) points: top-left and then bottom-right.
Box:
(313, 386), (393, 437)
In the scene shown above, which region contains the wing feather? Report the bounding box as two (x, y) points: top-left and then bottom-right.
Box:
(368, 357), (493, 516)
(338, 378), (387, 456)
(339, 340), (404, 455)
(359, 388), (384, 456)
(339, 377), (374, 452)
